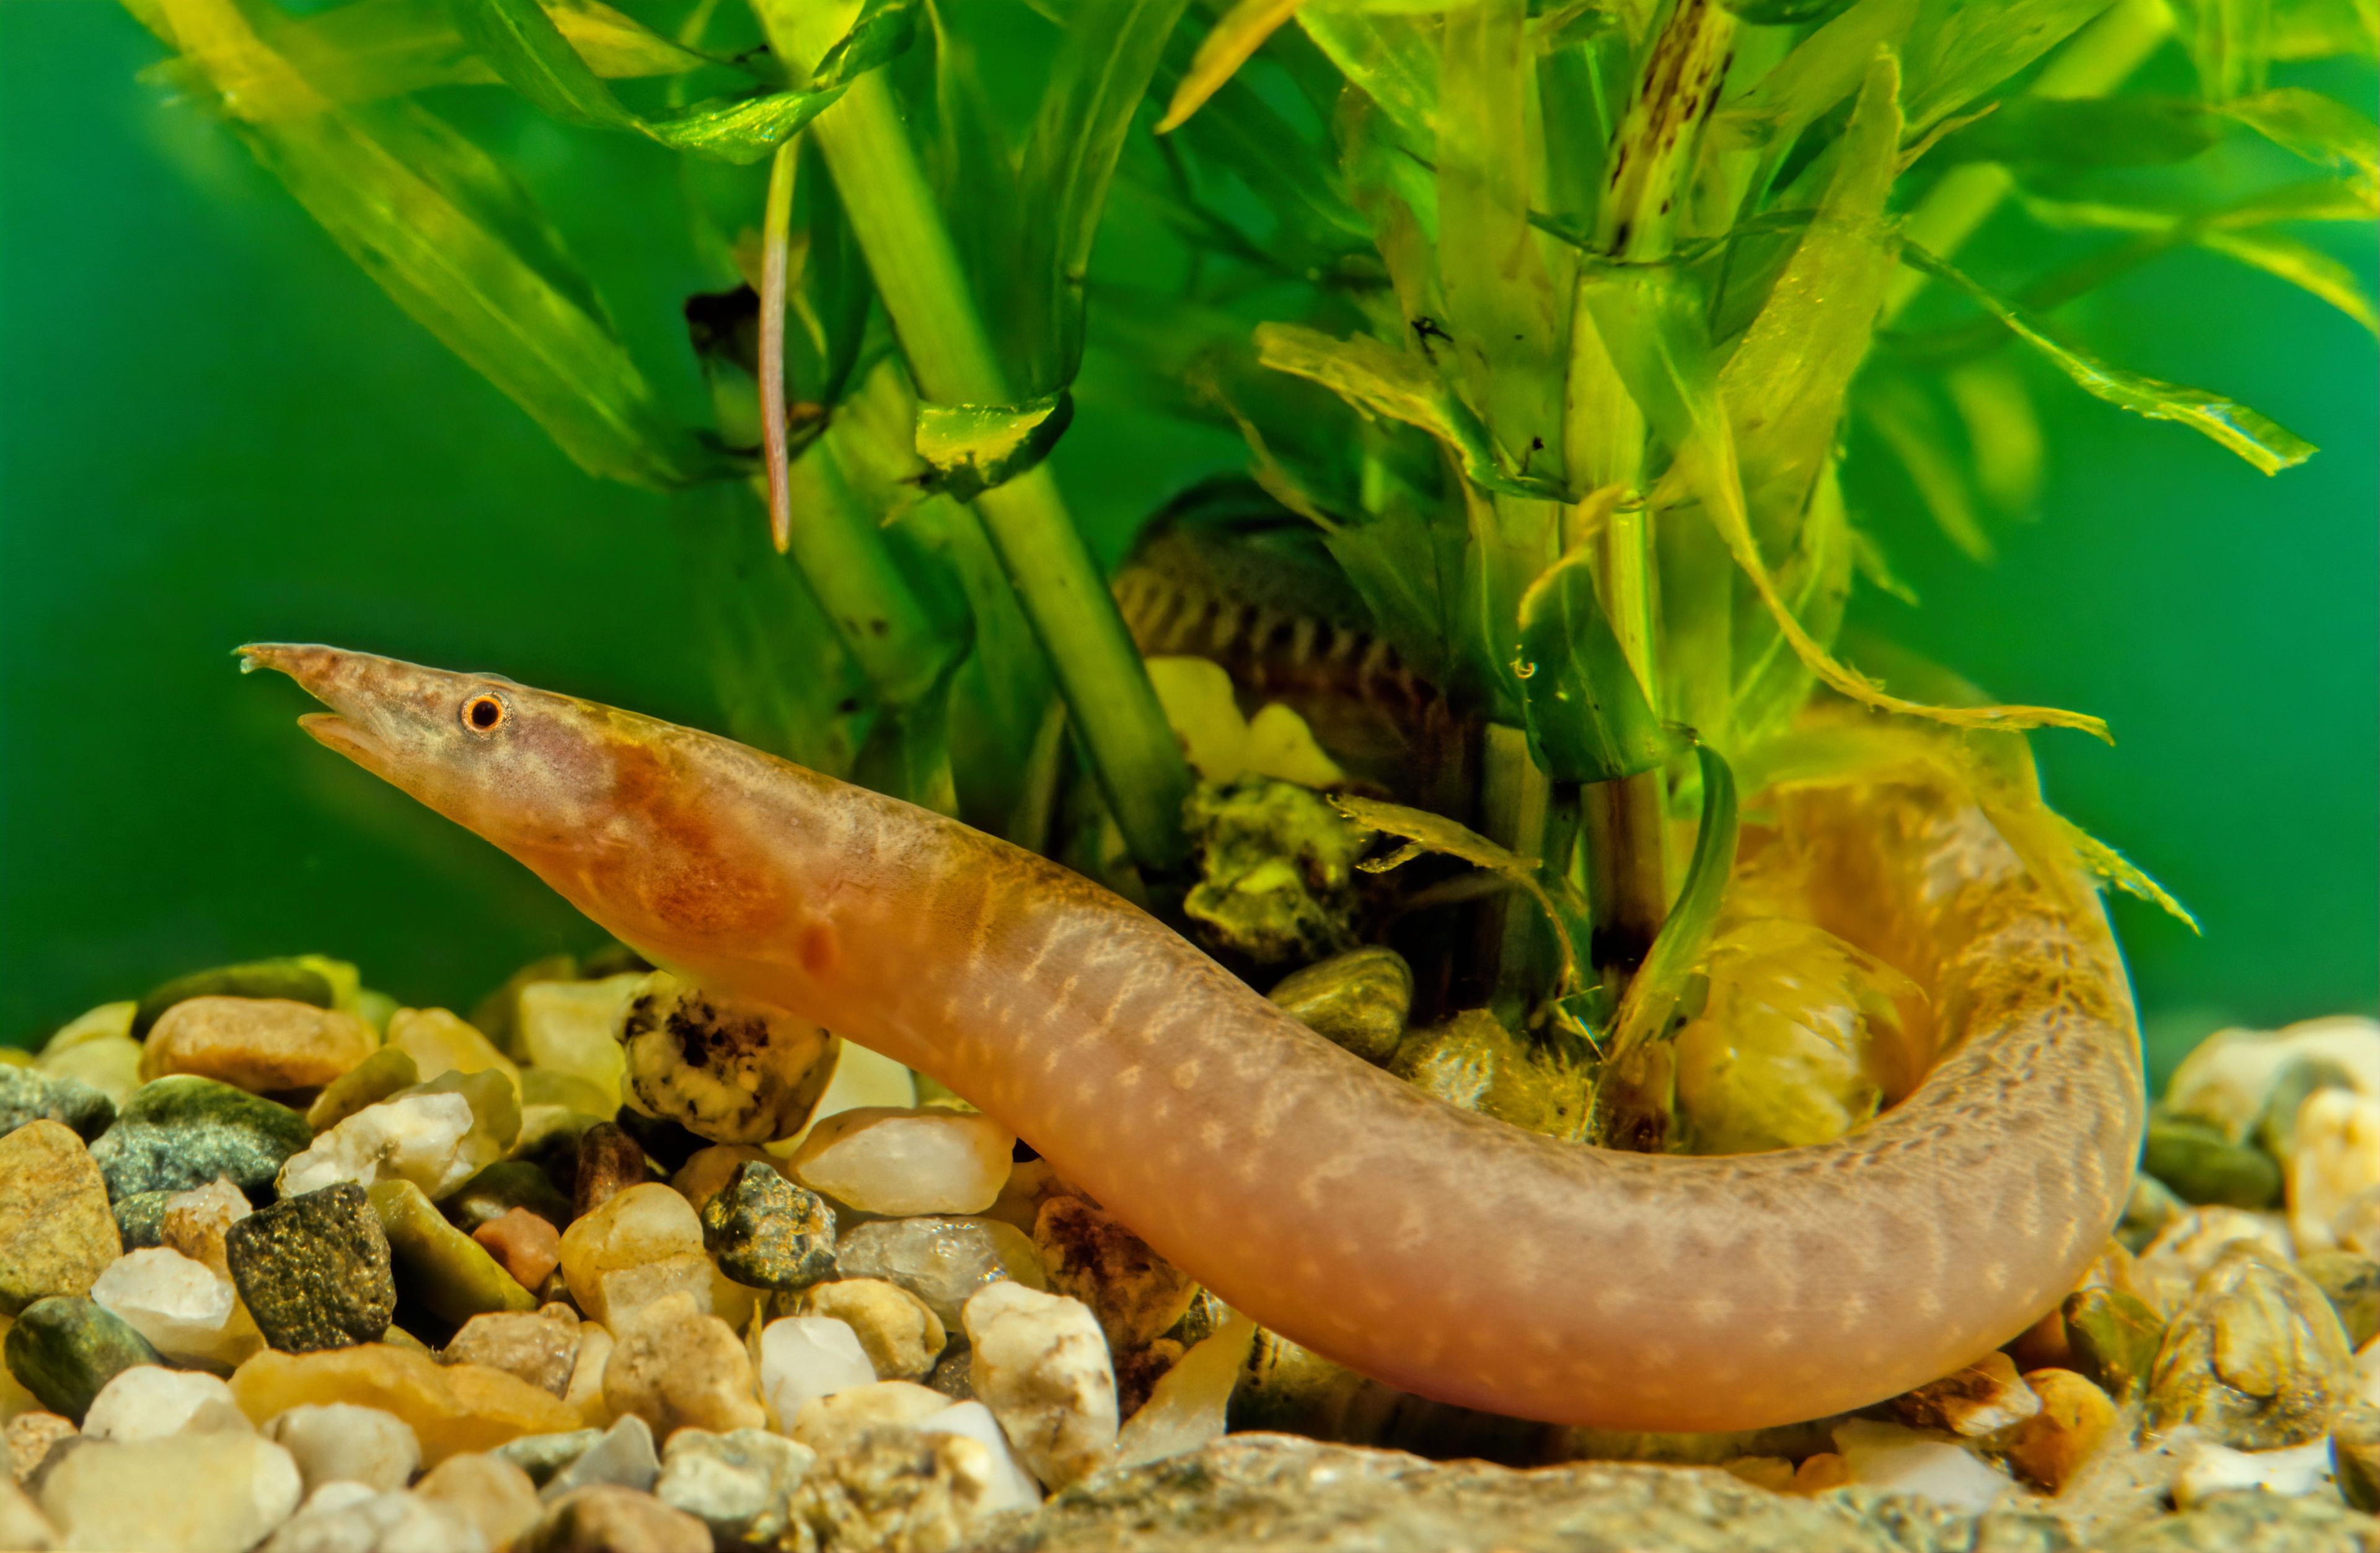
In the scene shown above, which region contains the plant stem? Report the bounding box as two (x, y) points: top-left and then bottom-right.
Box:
(787, 433), (950, 709)
(788, 66), (1193, 869)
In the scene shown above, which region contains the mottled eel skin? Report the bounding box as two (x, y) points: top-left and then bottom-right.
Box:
(242, 645), (2143, 1432)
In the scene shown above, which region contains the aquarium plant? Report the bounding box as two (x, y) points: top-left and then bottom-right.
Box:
(114, 0), (2376, 1149)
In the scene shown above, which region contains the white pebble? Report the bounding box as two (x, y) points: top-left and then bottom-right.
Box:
(788, 1381), (947, 1457)
(757, 1317), (876, 1429)
(2172, 1436), (2335, 1507)
(82, 1366), (241, 1443)
(277, 1093), (480, 1201)
(2288, 1089), (2380, 1254)
(89, 1248), (260, 1371)
(654, 1427), (813, 1542)
(516, 976), (641, 1113)
(258, 1487), (488, 1553)
(298, 1483), (380, 1516)
(1832, 1419), (2012, 1511)
(0, 1475), (54, 1552)
(963, 1280), (1118, 1489)
(2166, 1017), (2380, 1143)
(917, 1400), (1041, 1510)
(35, 1428), (302, 1553)
(264, 1404), (421, 1493)
(791, 1107), (1015, 1217)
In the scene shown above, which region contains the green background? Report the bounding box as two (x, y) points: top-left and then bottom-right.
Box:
(4, 1), (2374, 1084)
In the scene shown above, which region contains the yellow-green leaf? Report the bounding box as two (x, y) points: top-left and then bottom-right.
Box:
(1157, 0), (1305, 132)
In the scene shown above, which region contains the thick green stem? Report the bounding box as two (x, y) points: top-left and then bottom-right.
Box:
(787, 435), (950, 707)
(763, 33), (1193, 868)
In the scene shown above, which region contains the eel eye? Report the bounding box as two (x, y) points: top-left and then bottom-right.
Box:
(461, 692), (509, 735)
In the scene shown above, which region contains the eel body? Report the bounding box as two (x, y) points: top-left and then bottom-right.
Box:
(240, 644), (2144, 1431)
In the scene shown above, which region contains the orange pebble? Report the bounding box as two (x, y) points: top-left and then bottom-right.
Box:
(472, 1208), (562, 1291)
(1792, 1453), (1850, 1493)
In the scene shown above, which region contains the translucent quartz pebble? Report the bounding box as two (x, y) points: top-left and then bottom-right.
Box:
(539, 1415), (656, 1502)
(963, 1281), (1117, 1489)
(788, 1380), (948, 1456)
(654, 1427), (812, 1544)
(264, 1402), (421, 1493)
(2173, 1436), (2335, 1507)
(385, 1008), (518, 1091)
(1116, 1311), (1257, 1468)
(2290, 1090), (2380, 1255)
(81, 1365), (242, 1442)
(34, 1427), (304, 1553)
(412, 1451), (542, 1550)
(835, 1216), (1047, 1326)
(791, 1107), (1015, 1217)
(90, 1247), (260, 1372)
(141, 998), (378, 1094)
(1831, 1418), (2012, 1510)
(230, 1345), (581, 1466)
(601, 1293), (766, 1436)
(917, 1399), (1041, 1509)
(1672, 917), (1931, 1156)
(619, 973), (840, 1146)
(278, 1094), (481, 1202)
(757, 1317), (876, 1426)
(162, 1178), (252, 1278)
(795, 1280), (945, 1381)
(557, 1185), (703, 1326)
(515, 976), (643, 1115)
(2139, 1206), (2297, 1314)
(255, 1486), (487, 1553)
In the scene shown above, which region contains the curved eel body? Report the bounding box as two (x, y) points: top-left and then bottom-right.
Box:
(240, 644), (2144, 1432)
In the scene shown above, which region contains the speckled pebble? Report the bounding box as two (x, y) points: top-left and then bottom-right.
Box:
(226, 1184), (397, 1353)
(89, 1076), (312, 1201)
(0, 1068), (114, 1143)
(0, 1122), (121, 1317)
(654, 1427), (811, 1543)
(703, 1162), (837, 1293)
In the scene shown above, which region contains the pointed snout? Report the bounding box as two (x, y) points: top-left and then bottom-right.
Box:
(236, 642), (440, 772)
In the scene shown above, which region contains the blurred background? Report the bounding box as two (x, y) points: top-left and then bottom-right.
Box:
(4, 0), (2373, 1084)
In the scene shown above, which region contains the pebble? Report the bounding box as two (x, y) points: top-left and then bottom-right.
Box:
(757, 1317), (876, 1425)
(1886, 1350), (2041, 1437)
(703, 1163), (838, 1293)
(5, 1297), (163, 1422)
(2172, 1435), (2335, 1507)
(226, 1184), (397, 1353)
(133, 958), (352, 1039)
(789, 1381), (950, 1457)
(2334, 1399), (2380, 1510)
(90, 1247), (260, 1373)
(2001, 1368), (2118, 1494)
(264, 1403), (421, 1492)
(516, 1483), (709, 1553)
(540, 1415), (658, 1501)
(2060, 1286), (2167, 1409)
(2290, 1089), (2380, 1254)
(619, 973), (841, 1145)
(557, 1184), (704, 1327)
(563, 1326), (614, 1428)
(571, 1123), (650, 1221)
(255, 1486), (486, 1553)
(916, 1400), (1040, 1509)
(2300, 1250), (2380, 1347)
(785, 1426), (994, 1553)
(0, 1122), (121, 1316)
(92, 1077), (313, 1201)
(2138, 1205), (2296, 1311)
(6, 1412), (75, 1481)
(1116, 1311), (1257, 1468)
(367, 1180), (536, 1326)
(2148, 1241), (2356, 1448)
(2165, 1017), (2380, 1144)
(963, 1280), (1117, 1489)
(791, 1106), (1014, 1218)
(141, 998), (378, 1094)
(162, 1178), (253, 1278)
(0, 1068), (114, 1142)
(514, 976), (641, 1116)
(443, 1311), (580, 1399)
(2141, 1113), (2285, 1209)
(229, 1344), (581, 1465)
(1831, 1418), (2011, 1510)
(111, 1190), (177, 1252)
(81, 1365), (240, 1443)
(1267, 947), (1412, 1066)
(386, 1007), (518, 1091)
(491, 1428), (602, 1487)
(836, 1216), (1047, 1327)
(276, 1093), (482, 1203)
(32, 1427), (303, 1553)
(413, 1451), (543, 1548)
(0, 1474), (51, 1551)
(1033, 1197), (1196, 1352)
(653, 1427), (811, 1543)
(796, 1280), (946, 1381)
(39, 1040), (143, 1114)
(446, 1162), (573, 1237)
(1388, 1010), (1592, 1143)
(602, 1293), (767, 1437)
(670, 1146), (775, 1214)
(306, 1050), (420, 1135)
(472, 1209), (563, 1293)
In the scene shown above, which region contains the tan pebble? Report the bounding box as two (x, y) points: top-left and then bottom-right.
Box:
(2146, 1241), (2355, 1449)
(796, 1280), (947, 1381)
(671, 1146), (776, 1215)
(604, 1293), (765, 1437)
(558, 1185), (702, 1324)
(386, 1007), (519, 1089)
(516, 1482), (710, 1553)
(229, 1343), (579, 1465)
(595, 1257), (717, 1333)
(473, 1208), (563, 1292)
(788, 1427), (994, 1552)
(1722, 1455), (1796, 1493)
(788, 1381), (948, 1458)
(1033, 1197), (1196, 1352)
(414, 1449), (544, 1549)
(1887, 1350), (2041, 1437)
(566, 1324), (616, 1428)
(161, 1179), (252, 1279)
(0, 1122), (120, 1316)
(443, 1311), (581, 1398)
(963, 1281), (1118, 1489)
(1792, 1452), (1849, 1492)
(142, 996), (378, 1092)
(6, 1412), (75, 1483)
(2004, 1368), (2120, 1494)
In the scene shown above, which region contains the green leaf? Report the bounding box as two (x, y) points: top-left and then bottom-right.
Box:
(1724, 0), (1855, 22)
(1900, 244), (2319, 475)
(913, 394), (1077, 504)
(1158, 0), (1305, 131)
(2223, 87), (2380, 180)
(1899, 0), (2118, 133)
(1515, 550), (1681, 783)
(2192, 0), (2275, 99)
(2198, 228), (2379, 334)
(1253, 322), (1566, 498)
(1709, 0), (1915, 151)
(1929, 95), (2226, 167)
(2050, 813), (2202, 932)
(1332, 794), (1594, 991)
(1295, 8), (1439, 149)
(1608, 743), (1739, 1058)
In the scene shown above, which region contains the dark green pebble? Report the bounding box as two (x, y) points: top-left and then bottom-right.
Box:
(0, 1068), (115, 1141)
(89, 1076), (311, 1201)
(112, 1190), (176, 1249)
(703, 1162), (836, 1293)
(226, 1182), (397, 1353)
(446, 1161), (574, 1234)
(2141, 1113), (2283, 1210)
(4, 1296), (162, 1422)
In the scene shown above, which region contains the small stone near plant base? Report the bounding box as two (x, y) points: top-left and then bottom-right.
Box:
(492, 1429), (602, 1487)
(473, 1208), (563, 1293)
(368, 1179), (536, 1327)
(2298, 1249), (2380, 1348)
(6, 1413), (76, 1482)
(33, 1427), (304, 1553)
(758, 1316), (877, 1424)
(702, 1162), (838, 1293)
(226, 1184), (397, 1353)
(89, 1247), (258, 1373)
(89, 1076), (313, 1200)
(917, 1400), (1041, 1511)
(444, 1311), (580, 1399)
(81, 1366), (240, 1443)
(516, 1484), (710, 1553)
(654, 1427), (812, 1544)
(255, 1485), (488, 1553)
(541, 1415), (658, 1502)
(572, 1123), (649, 1221)
(5, 1297), (163, 1422)
(791, 1106), (1015, 1217)
(1033, 1197), (1196, 1352)
(265, 1402), (422, 1493)
(602, 1293), (767, 1437)
(1267, 947), (1413, 1067)
(0, 1474), (52, 1552)
(0, 1067), (113, 1142)
(2001, 1368), (2119, 1494)
(306, 1049), (420, 1135)
(230, 1345), (582, 1466)
(788, 1426), (997, 1553)
(2148, 1241), (2356, 1449)
(0, 1122), (121, 1317)
(796, 1279), (946, 1380)
(789, 1381), (950, 1457)
(1831, 1419), (2012, 1511)
(414, 1451), (544, 1549)
(141, 997), (379, 1094)
(162, 1178), (252, 1278)
(2061, 1286), (2166, 1402)
(1886, 1350), (2042, 1438)
(837, 1216), (1047, 1326)
(963, 1280), (1118, 1489)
